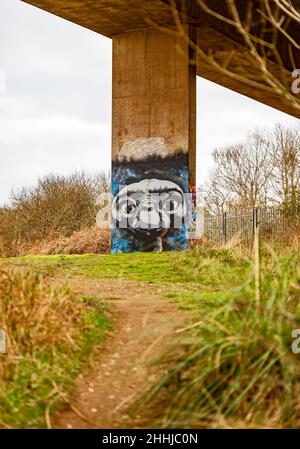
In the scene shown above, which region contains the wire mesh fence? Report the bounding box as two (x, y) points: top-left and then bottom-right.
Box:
(203, 207), (299, 245)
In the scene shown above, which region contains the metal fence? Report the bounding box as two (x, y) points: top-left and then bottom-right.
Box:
(203, 207), (299, 245)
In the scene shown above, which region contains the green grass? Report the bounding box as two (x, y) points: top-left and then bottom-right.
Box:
(2, 245), (299, 428)
(0, 246), (250, 287)
(1, 309), (112, 429)
(137, 245), (300, 428)
(0, 270), (113, 429)
(0, 249), (252, 326)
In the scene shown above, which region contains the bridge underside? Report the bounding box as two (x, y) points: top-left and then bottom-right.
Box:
(22, 0), (300, 118)
(21, 0), (300, 253)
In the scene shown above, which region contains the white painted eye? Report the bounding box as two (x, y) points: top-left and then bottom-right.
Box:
(161, 192), (183, 214)
(118, 197), (137, 218)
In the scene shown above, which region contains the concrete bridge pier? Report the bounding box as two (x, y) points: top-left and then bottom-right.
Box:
(111, 27), (197, 253)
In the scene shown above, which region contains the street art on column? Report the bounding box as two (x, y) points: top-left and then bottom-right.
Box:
(111, 138), (192, 253)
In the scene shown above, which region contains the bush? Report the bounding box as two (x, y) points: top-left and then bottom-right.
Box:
(17, 226), (110, 256)
(0, 172), (110, 257)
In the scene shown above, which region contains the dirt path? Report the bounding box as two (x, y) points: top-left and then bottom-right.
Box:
(54, 278), (187, 429)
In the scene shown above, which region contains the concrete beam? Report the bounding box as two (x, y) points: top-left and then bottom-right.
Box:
(196, 27), (300, 119)
(21, 0), (300, 118)
(21, 0), (176, 37)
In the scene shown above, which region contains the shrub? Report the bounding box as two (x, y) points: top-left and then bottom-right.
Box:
(14, 226), (110, 256)
(0, 172), (110, 257)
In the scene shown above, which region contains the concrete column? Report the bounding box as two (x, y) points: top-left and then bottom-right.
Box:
(111, 28), (196, 253)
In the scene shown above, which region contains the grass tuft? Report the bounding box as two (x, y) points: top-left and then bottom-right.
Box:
(0, 269), (111, 428)
(140, 245), (300, 428)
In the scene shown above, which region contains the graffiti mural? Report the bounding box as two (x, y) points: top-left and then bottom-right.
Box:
(111, 138), (192, 253)
(188, 176), (197, 240)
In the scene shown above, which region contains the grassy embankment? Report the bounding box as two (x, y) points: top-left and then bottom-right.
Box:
(1, 244), (300, 428)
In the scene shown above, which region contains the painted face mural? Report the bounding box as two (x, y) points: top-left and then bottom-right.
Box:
(111, 138), (192, 253)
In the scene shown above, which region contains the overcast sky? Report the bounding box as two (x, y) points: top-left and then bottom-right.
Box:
(0, 0), (299, 206)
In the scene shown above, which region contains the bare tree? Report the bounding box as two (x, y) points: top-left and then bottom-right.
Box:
(201, 174), (232, 215)
(270, 123), (300, 211)
(201, 130), (274, 213)
(196, 0), (300, 113)
(155, 0), (300, 116)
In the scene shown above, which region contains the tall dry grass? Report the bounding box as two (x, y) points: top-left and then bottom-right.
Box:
(13, 226), (110, 256)
(0, 268), (111, 428)
(0, 269), (83, 362)
(140, 241), (300, 428)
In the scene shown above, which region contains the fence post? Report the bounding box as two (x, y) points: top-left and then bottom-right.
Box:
(256, 208), (259, 232)
(222, 211), (227, 244)
(252, 208), (259, 238)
